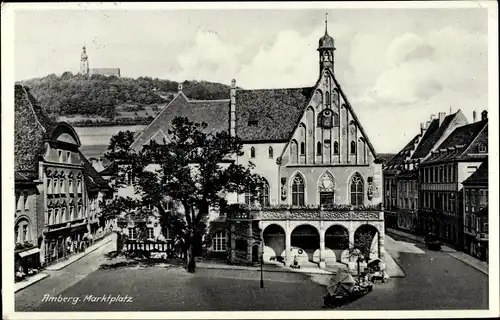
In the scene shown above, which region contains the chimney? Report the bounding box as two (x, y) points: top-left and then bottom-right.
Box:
(229, 79), (236, 137)
(430, 114), (436, 121)
(438, 112), (446, 126)
(420, 122), (426, 135)
(425, 120), (431, 129)
(473, 110), (477, 122)
(481, 110), (488, 121)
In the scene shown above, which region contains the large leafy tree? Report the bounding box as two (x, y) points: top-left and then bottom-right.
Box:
(102, 117), (263, 272)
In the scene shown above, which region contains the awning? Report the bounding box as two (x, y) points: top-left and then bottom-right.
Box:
(18, 247), (40, 258)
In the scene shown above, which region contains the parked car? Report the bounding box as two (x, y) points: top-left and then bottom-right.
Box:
(425, 233), (442, 251)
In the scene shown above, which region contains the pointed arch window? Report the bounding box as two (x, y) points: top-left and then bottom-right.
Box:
(317, 142), (322, 155)
(268, 146), (273, 158)
(333, 112), (339, 126)
(332, 89), (339, 107)
(260, 179), (270, 207)
(291, 174), (305, 207)
(250, 147), (256, 159)
(350, 141), (356, 154)
(350, 173), (364, 206)
(333, 141), (339, 155)
(300, 142), (305, 155)
(319, 172), (335, 207)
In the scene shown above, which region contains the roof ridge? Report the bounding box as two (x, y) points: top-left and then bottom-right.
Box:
(238, 86), (313, 92)
(130, 92), (187, 150)
(188, 99), (230, 103)
(20, 85), (47, 133)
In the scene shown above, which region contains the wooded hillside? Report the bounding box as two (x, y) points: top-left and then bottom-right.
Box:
(17, 72), (232, 120)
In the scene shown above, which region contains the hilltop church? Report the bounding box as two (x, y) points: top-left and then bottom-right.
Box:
(126, 18), (386, 270)
(79, 46), (121, 78)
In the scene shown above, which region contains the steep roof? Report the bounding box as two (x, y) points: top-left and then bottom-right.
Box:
(423, 120), (487, 164)
(130, 93), (230, 151)
(15, 85), (56, 180)
(235, 87), (314, 142)
(386, 134), (421, 167)
(463, 160), (488, 185)
(377, 153), (397, 164)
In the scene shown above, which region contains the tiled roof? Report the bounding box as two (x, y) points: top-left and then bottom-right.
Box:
(463, 160), (488, 185)
(411, 113), (459, 160)
(15, 85), (56, 179)
(130, 93), (230, 151)
(386, 134), (421, 167)
(377, 153), (397, 164)
(423, 120), (487, 164)
(235, 87), (314, 142)
(80, 152), (112, 192)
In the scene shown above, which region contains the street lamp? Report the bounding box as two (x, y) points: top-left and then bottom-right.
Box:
(260, 252), (264, 288)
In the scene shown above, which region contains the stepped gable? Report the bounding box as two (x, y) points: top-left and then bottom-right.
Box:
(423, 120), (488, 164)
(235, 87), (314, 142)
(15, 85), (57, 179)
(130, 93), (230, 152)
(463, 160), (488, 185)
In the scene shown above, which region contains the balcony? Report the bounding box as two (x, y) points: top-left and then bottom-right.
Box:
(226, 203), (383, 221)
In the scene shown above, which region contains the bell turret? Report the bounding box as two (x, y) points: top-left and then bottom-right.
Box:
(317, 13), (336, 74)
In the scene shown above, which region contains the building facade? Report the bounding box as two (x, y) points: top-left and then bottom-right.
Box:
(383, 111), (468, 234)
(14, 85), (112, 268)
(419, 111), (488, 249)
(462, 160), (488, 261)
(128, 20), (386, 270)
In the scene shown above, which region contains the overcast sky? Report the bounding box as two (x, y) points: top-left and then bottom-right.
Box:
(14, 7), (489, 153)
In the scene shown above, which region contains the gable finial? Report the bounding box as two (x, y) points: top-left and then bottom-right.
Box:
(325, 12), (328, 34)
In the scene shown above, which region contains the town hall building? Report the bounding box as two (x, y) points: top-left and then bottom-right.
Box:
(128, 19), (386, 270)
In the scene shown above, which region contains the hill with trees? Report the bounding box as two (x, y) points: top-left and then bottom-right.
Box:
(17, 72), (232, 126)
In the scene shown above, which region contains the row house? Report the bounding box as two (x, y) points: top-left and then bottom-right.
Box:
(14, 85), (112, 269)
(127, 20), (387, 269)
(419, 111), (488, 249)
(383, 110), (468, 233)
(462, 160), (488, 261)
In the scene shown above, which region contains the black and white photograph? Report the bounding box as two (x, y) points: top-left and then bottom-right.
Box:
(2, 2), (498, 319)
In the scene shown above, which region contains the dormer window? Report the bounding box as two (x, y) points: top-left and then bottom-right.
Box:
(248, 120), (258, 127)
(477, 143), (487, 153)
(250, 147), (256, 158)
(268, 146), (273, 158)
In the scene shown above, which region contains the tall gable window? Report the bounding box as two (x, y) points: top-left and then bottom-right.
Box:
(291, 174), (305, 207)
(333, 141), (339, 155)
(350, 173), (364, 206)
(268, 146), (273, 158)
(250, 147), (256, 159)
(350, 141), (356, 154)
(316, 142), (322, 155)
(300, 142), (305, 155)
(325, 92), (331, 106)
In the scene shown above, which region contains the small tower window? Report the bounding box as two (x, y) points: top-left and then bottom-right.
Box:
(250, 147), (256, 158)
(477, 143), (487, 153)
(268, 146), (273, 158)
(300, 142), (305, 155)
(317, 142), (322, 155)
(350, 141), (356, 154)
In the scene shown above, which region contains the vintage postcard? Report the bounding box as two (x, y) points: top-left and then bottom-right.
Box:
(2, 1), (498, 319)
